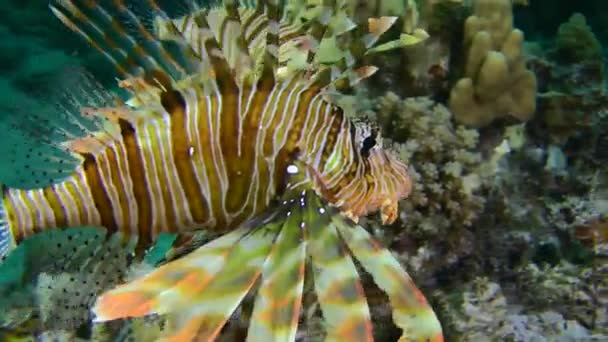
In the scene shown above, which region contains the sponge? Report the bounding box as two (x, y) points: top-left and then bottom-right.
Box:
(449, 0), (537, 127)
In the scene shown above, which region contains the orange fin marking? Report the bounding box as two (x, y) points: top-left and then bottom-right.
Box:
(94, 291), (156, 320)
(63, 135), (110, 154)
(81, 106), (136, 123)
(380, 199), (398, 225)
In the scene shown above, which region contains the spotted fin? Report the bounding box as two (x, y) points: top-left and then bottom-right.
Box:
(0, 227), (134, 333)
(335, 218), (444, 342)
(0, 67), (118, 190)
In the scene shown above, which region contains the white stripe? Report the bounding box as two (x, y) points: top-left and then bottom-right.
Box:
(31, 190), (56, 228)
(157, 113), (195, 231)
(113, 139), (139, 236)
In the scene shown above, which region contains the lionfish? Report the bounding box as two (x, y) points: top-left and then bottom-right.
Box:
(0, 0), (443, 340)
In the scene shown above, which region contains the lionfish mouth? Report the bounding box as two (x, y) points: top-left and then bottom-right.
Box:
(93, 182), (443, 341)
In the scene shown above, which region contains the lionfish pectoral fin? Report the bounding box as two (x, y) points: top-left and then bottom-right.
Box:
(334, 217), (444, 342)
(306, 196), (374, 341)
(0, 67), (116, 189)
(247, 200), (307, 341)
(94, 224), (280, 340)
(93, 227), (250, 321)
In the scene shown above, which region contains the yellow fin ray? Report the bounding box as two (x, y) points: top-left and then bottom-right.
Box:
(335, 218), (444, 342)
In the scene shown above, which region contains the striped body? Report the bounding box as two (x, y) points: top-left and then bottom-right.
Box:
(3, 77), (407, 249)
(2, 4), (410, 251)
(3, 80), (336, 244)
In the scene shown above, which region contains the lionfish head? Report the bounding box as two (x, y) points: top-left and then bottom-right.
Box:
(332, 120), (411, 225)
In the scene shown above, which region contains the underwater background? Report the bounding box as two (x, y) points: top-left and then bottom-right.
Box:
(0, 0), (606, 341)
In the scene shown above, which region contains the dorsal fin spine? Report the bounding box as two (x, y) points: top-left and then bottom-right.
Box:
(49, 4), (129, 78)
(192, 11), (239, 93)
(223, 0), (255, 86)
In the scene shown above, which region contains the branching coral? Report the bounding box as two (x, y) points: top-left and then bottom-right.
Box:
(448, 0), (537, 126)
(554, 13), (604, 65)
(375, 93), (485, 236)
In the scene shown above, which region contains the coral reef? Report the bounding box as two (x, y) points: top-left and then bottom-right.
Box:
(435, 277), (594, 341)
(554, 13), (604, 65)
(448, 0), (537, 126)
(363, 93), (489, 285)
(527, 12), (607, 147)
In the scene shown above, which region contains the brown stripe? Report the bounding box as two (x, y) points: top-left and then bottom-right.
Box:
(319, 107), (345, 168)
(118, 119), (152, 246)
(224, 85), (262, 217)
(42, 187), (68, 228)
(81, 153), (118, 232)
(162, 90), (210, 224)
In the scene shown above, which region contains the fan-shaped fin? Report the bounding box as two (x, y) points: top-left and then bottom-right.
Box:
(93, 227), (251, 321)
(247, 196), (307, 341)
(0, 68), (118, 189)
(334, 218), (444, 342)
(49, 1), (175, 86)
(163, 224), (278, 341)
(0, 227), (134, 333)
(93, 224), (280, 340)
(307, 207), (373, 341)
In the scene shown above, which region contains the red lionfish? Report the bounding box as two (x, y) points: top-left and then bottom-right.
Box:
(0, 0), (443, 340)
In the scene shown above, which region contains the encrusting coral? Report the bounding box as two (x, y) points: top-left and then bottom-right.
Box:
(448, 0), (537, 127)
(434, 277), (595, 341)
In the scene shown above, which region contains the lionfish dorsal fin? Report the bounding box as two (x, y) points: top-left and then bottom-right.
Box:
(49, 1), (195, 93)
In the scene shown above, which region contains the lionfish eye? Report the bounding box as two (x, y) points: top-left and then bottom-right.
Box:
(360, 134), (377, 157)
